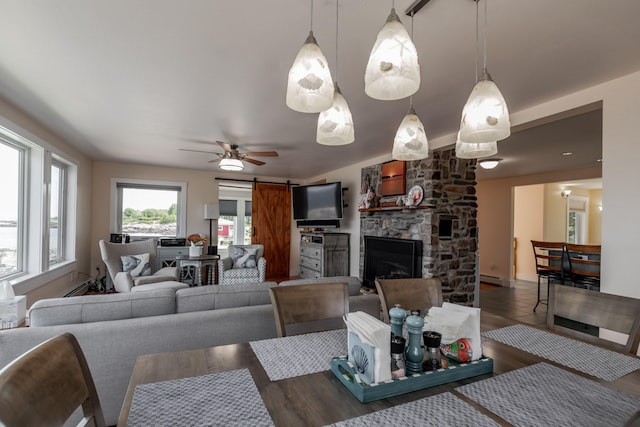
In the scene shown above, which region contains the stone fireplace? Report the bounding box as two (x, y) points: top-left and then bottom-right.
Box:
(359, 149), (477, 305)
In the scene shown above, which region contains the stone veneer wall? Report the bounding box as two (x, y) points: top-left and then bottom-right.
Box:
(359, 149), (478, 305)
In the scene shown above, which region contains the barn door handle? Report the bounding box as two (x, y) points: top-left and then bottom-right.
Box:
(253, 227), (256, 237)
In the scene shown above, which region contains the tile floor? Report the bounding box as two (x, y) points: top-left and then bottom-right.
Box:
(478, 279), (548, 327)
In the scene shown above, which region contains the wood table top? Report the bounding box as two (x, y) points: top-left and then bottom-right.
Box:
(117, 311), (640, 426)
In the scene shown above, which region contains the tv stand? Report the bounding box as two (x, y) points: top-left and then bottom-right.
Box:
(299, 232), (350, 279)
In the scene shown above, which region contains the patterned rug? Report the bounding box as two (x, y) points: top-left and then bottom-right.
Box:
(250, 329), (347, 381)
(326, 392), (499, 427)
(127, 369), (274, 426)
(482, 324), (640, 381)
(457, 362), (640, 427)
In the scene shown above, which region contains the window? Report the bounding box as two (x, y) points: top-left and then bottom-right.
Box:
(567, 195), (588, 244)
(217, 185), (252, 250)
(0, 139), (24, 278)
(49, 161), (66, 265)
(110, 179), (187, 239)
(0, 118), (78, 285)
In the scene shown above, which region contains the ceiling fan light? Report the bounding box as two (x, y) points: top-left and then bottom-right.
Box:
(286, 31), (334, 113)
(478, 158), (502, 169)
(365, 9), (420, 101)
(317, 84), (354, 145)
(455, 131), (498, 159)
(392, 106), (429, 161)
(219, 158), (244, 171)
(459, 71), (511, 143)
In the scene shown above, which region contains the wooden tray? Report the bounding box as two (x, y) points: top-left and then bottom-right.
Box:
(330, 355), (494, 403)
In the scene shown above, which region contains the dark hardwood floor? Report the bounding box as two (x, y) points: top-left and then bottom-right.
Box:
(479, 279), (547, 327)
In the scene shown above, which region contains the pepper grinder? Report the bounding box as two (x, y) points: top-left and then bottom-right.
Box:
(404, 312), (424, 375)
(389, 304), (407, 338)
(422, 331), (442, 371)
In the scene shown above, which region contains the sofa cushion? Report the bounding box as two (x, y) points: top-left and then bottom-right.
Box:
(176, 282), (278, 313)
(121, 253), (151, 277)
(131, 280), (189, 292)
(28, 289), (177, 327)
(279, 276), (363, 296)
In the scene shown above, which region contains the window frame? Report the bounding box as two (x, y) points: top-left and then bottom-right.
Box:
(109, 178), (188, 240)
(49, 159), (67, 265)
(0, 116), (78, 293)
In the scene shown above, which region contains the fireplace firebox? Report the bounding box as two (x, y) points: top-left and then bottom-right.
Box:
(363, 236), (422, 288)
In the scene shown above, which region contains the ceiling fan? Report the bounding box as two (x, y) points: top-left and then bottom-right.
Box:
(180, 141), (278, 170)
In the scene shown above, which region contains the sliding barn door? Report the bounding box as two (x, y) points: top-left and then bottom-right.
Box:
(252, 183), (291, 279)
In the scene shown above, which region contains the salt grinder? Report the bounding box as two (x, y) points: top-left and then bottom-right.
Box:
(423, 331), (442, 371)
(390, 336), (406, 378)
(404, 312), (424, 375)
(389, 304), (407, 338)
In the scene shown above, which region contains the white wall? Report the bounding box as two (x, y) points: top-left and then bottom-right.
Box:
(514, 184), (544, 282)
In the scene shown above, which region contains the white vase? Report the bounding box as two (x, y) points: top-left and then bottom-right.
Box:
(189, 246), (202, 257)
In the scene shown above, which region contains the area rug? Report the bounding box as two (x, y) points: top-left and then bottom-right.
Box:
(456, 362), (639, 427)
(127, 368), (274, 426)
(482, 324), (640, 381)
(326, 392), (499, 427)
(250, 329), (347, 381)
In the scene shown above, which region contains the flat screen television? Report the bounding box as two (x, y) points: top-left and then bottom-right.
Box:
(292, 182), (343, 226)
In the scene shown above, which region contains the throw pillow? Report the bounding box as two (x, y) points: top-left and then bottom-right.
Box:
(121, 253), (152, 277)
(230, 247), (258, 269)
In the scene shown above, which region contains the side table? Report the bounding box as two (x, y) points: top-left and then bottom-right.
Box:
(176, 255), (220, 286)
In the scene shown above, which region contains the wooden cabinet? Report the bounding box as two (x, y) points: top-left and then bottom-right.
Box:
(299, 233), (350, 279)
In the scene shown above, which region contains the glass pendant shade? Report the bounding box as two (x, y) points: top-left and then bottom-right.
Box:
(365, 9), (420, 101)
(455, 131), (497, 159)
(459, 71), (510, 143)
(392, 106), (429, 161)
(317, 83), (354, 145)
(219, 158), (244, 171)
(286, 31), (334, 113)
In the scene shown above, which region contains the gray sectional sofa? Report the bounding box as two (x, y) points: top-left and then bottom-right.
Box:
(0, 277), (380, 426)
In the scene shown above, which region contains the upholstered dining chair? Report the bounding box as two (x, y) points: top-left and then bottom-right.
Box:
(375, 277), (443, 323)
(269, 282), (349, 337)
(218, 244), (267, 285)
(99, 239), (187, 293)
(0, 333), (106, 427)
(547, 282), (640, 354)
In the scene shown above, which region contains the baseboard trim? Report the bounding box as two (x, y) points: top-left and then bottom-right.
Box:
(480, 274), (507, 287)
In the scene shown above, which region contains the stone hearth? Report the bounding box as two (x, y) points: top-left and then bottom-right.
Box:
(359, 149), (477, 305)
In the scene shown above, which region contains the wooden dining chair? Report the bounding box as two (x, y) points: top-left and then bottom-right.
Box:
(0, 333), (105, 427)
(269, 282), (349, 337)
(547, 282), (640, 354)
(531, 240), (566, 312)
(564, 243), (601, 290)
(375, 278), (442, 323)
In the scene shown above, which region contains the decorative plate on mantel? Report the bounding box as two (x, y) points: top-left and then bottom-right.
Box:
(408, 185), (424, 206)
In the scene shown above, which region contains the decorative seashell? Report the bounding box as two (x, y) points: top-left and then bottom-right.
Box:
(351, 345), (369, 374)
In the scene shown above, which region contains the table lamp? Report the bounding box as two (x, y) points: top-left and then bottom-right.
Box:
(204, 203), (219, 255)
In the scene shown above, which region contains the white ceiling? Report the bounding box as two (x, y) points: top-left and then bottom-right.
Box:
(0, 0), (637, 181)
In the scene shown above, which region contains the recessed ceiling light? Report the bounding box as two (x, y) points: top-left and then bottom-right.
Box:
(562, 152), (573, 156)
(597, 158), (603, 162)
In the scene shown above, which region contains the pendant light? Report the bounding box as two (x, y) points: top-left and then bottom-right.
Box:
(365, 1), (420, 101)
(455, 132), (497, 159)
(286, 0), (334, 113)
(317, 0), (354, 145)
(392, 11), (428, 161)
(458, 0), (510, 144)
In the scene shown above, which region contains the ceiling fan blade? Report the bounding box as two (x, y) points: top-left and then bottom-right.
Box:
(217, 141), (233, 152)
(243, 158), (266, 166)
(179, 148), (219, 154)
(245, 151), (279, 157)
(208, 157), (222, 164)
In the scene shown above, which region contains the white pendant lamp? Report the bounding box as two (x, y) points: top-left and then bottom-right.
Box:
(392, 104), (429, 160)
(317, 83), (354, 145)
(365, 6), (420, 101)
(317, 0), (354, 145)
(458, 0), (510, 144)
(219, 158), (244, 171)
(286, 0), (334, 113)
(455, 132), (497, 159)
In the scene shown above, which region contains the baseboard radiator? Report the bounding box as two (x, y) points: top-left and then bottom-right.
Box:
(64, 279), (92, 297)
(480, 274), (504, 286)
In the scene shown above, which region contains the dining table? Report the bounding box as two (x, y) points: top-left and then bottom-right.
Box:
(117, 311), (640, 426)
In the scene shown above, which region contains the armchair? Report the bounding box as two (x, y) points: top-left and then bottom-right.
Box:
(218, 244), (267, 285)
(99, 239), (188, 293)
